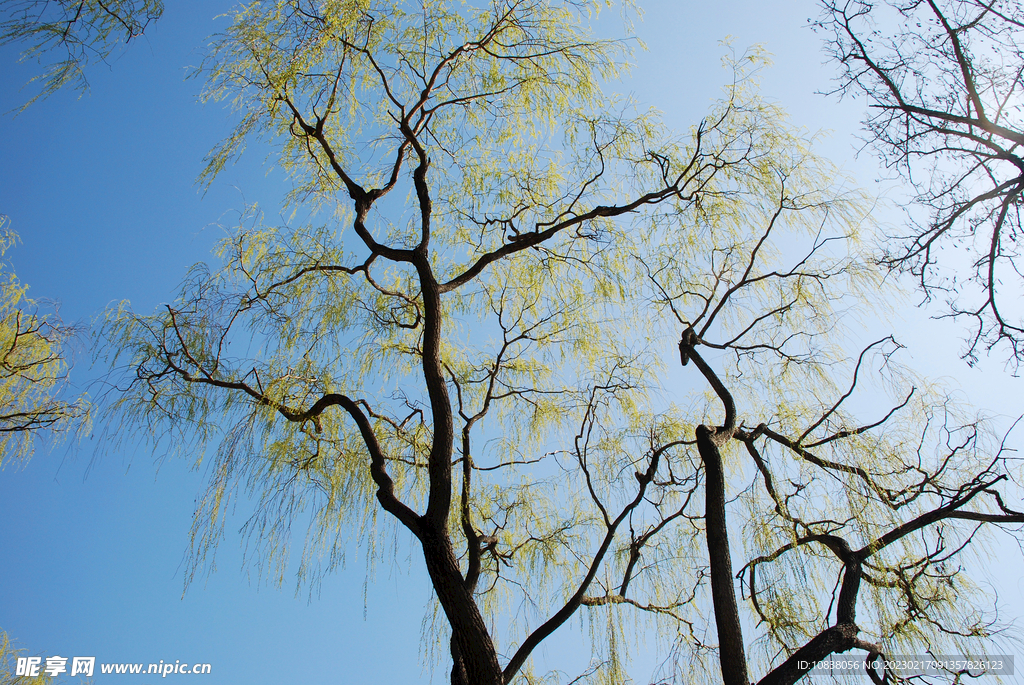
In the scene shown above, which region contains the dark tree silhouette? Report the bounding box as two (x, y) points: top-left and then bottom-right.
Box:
(817, 0), (1024, 366)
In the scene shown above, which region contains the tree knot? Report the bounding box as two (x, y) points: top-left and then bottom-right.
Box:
(679, 327), (698, 365)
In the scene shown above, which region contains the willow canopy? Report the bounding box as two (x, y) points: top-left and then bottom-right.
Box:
(104, 2), (1024, 684)
(0, 221), (87, 468)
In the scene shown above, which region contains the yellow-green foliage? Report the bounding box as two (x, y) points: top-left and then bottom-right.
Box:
(0, 222), (87, 467)
(101, 2), (1019, 683)
(0, 0), (163, 109)
(0, 630), (52, 685)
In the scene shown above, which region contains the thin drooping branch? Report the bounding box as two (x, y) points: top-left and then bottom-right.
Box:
(442, 128), (712, 292)
(502, 428), (667, 682)
(798, 337), (897, 445)
(749, 422), (1024, 685)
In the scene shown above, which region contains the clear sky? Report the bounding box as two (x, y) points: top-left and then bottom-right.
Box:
(1, 1), (1021, 684)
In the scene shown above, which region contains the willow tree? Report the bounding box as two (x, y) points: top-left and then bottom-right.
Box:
(0, 222), (86, 467)
(105, 1), (1024, 684)
(0, 0), (163, 107)
(0, 631), (51, 685)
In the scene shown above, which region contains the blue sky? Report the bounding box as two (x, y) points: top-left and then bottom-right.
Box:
(1, 1), (1021, 684)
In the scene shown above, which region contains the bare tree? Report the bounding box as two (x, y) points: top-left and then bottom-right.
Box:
(816, 0), (1024, 367)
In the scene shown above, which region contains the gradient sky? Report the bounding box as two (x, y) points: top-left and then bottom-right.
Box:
(1, 2), (1021, 684)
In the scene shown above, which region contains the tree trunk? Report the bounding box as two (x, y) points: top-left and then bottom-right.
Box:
(420, 528), (504, 685)
(697, 424), (750, 685)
